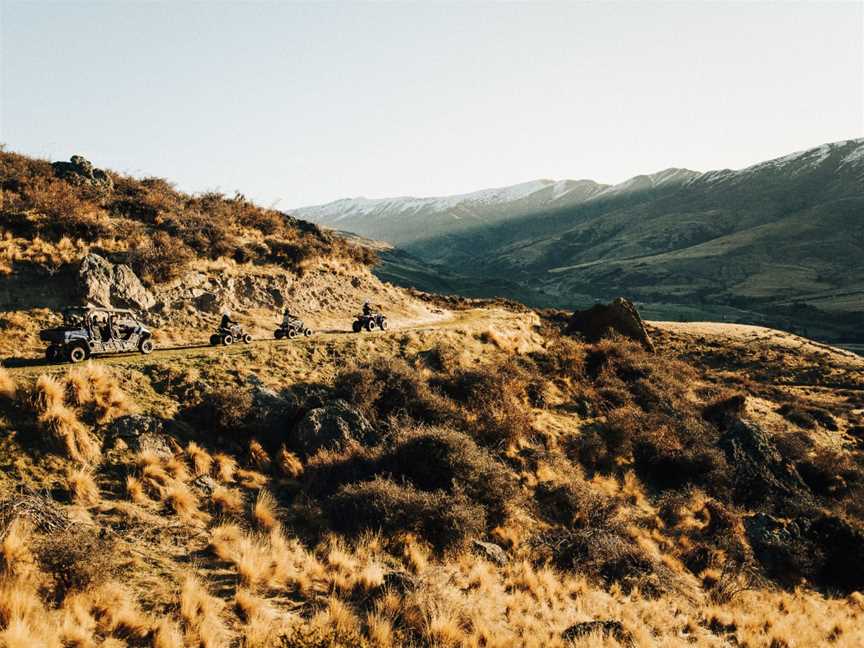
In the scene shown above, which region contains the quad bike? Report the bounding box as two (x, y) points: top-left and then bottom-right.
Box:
(210, 323), (253, 346)
(352, 313), (388, 333)
(274, 318), (312, 340)
(40, 307), (154, 363)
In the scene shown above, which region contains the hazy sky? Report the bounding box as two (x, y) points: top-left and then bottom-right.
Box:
(2, 1), (862, 208)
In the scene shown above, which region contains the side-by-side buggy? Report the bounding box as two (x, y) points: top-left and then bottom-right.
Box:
(40, 307), (154, 363)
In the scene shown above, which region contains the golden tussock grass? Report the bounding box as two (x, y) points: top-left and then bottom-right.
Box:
(234, 588), (282, 647)
(165, 483), (210, 525)
(0, 366), (15, 400)
(66, 467), (100, 508)
(164, 455), (191, 482)
(0, 520), (35, 580)
(276, 446), (303, 479)
(252, 491), (278, 530)
(213, 452), (237, 483)
(65, 362), (135, 424)
(186, 441), (213, 476)
(34, 374), (102, 465)
(211, 486), (245, 515)
(179, 575), (228, 648)
(153, 618), (184, 648)
(236, 469), (268, 490)
(248, 439), (271, 473)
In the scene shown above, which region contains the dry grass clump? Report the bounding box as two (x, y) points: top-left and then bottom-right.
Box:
(0, 366), (16, 400)
(65, 362), (134, 424)
(252, 491), (278, 530)
(33, 374), (101, 464)
(186, 441), (214, 476)
(65, 468), (100, 507)
(178, 575), (229, 647)
(211, 486), (245, 515)
(277, 446), (303, 479)
(213, 452), (237, 483)
(248, 439), (271, 472)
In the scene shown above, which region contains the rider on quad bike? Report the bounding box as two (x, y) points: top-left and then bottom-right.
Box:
(211, 312), (252, 346)
(274, 308), (312, 340)
(353, 301), (388, 333)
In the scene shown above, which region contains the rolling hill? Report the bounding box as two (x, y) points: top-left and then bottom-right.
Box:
(295, 139), (864, 342)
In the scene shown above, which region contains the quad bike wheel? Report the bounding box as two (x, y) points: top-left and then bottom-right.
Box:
(275, 329), (284, 340)
(221, 334), (234, 346)
(287, 328), (297, 339)
(68, 345), (88, 363)
(242, 334), (253, 344)
(365, 319), (376, 332)
(352, 321), (361, 333)
(304, 328), (312, 337)
(210, 334), (220, 346)
(379, 319), (388, 331)
(139, 339), (154, 355)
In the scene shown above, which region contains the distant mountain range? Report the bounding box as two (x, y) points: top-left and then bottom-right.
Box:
(293, 139), (864, 342)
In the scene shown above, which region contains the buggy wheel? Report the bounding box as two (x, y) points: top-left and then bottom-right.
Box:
(68, 345), (88, 363)
(304, 328), (312, 337)
(210, 334), (220, 346)
(139, 339), (154, 355)
(365, 319), (376, 332)
(379, 319), (388, 331)
(275, 329), (284, 340)
(287, 328), (297, 339)
(221, 334), (234, 346)
(352, 321), (361, 333)
(243, 334), (253, 344)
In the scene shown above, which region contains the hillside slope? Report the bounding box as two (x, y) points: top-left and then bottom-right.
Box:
(0, 149), (862, 647)
(297, 139), (864, 342)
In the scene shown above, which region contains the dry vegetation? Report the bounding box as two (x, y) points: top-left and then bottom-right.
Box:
(0, 312), (859, 647)
(0, 148), (862, 645)
(0, 148), (375, 282)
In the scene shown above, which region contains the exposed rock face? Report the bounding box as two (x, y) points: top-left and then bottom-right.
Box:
(293, 400), (377, 455)
(471, 540), (509, 566)
(52, 155), (113, 191)
(567, 298), (655, 352)
(718, 418), (811, 509)
(107, 415), (173, 456)
(78, 254), (155, 311)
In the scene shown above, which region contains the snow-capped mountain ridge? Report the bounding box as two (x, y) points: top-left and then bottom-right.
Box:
(293, 138), (863, 246)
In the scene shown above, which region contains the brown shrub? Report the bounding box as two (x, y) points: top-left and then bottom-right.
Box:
(334, 358), (449, 425)
(35, 527), (119, 600)
(382, 425), (516, 525)
(127, 231), (194, 284)
(192, 386), (253, 434)
(439, 364), (533, 447)
(326, 478), (485, 551)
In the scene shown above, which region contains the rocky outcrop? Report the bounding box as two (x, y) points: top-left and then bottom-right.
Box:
(567, 298), (655, 352)
(78, 254), (155, 311)
(293, 400), (377, 455)
(718, 418), (811, 509)
(471, 540), (509, 566)
(107, 415), (174, 456)
(52, 155), (113, 191)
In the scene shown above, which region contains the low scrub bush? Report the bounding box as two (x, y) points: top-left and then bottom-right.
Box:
(326, 478), (485, 550)
(334, 358), (449, 425)
(35, 527), (119, 601)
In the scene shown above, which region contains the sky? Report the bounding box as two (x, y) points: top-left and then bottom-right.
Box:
(1, 1), (862, 209)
